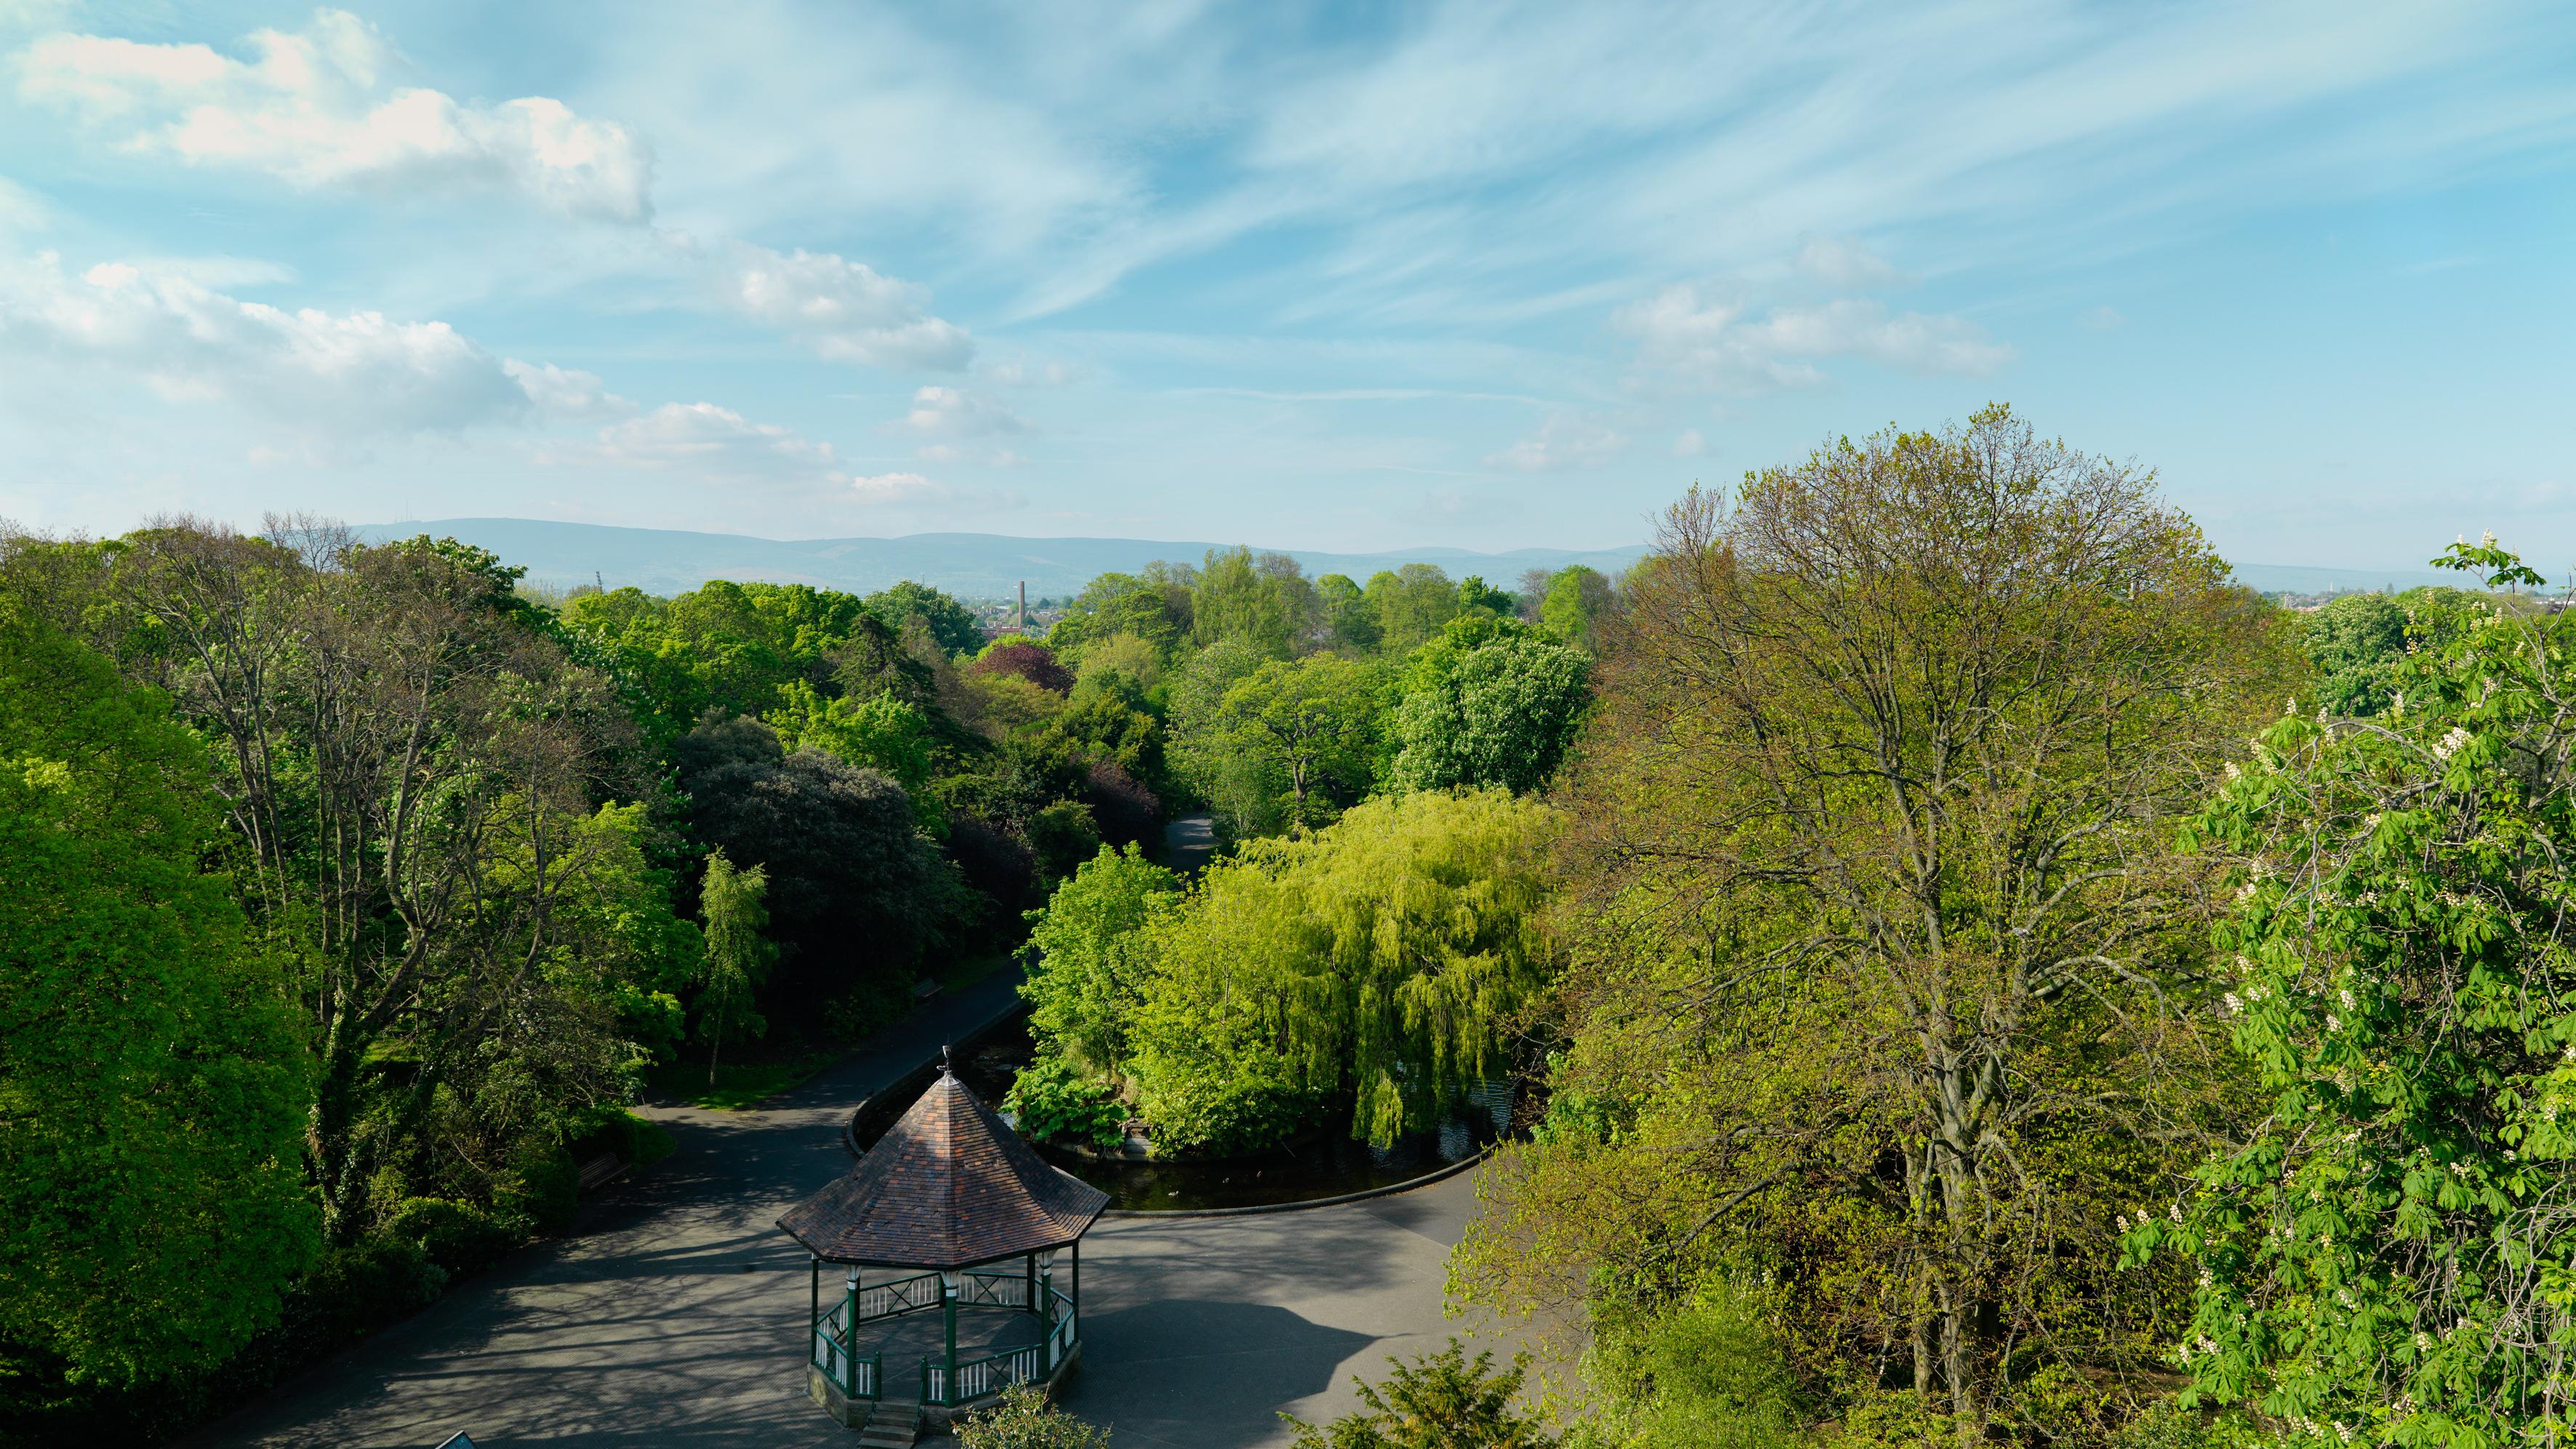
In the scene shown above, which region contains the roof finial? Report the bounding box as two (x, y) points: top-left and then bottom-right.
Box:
(939, 1044), (954, 1075)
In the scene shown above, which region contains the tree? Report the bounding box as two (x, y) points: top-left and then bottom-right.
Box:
(0, 595), (318, 1391)
(1047, 567), (1194, 663)
(677, 721), (963, 998)
(1319, 572), (1381, 653)
(1126, 790), (1558, 1151)
(1207, 654), (1385, 835)
(2127, 539), (2576, 1447)
(63, 521), (656, 1242)
(764, 681), (942, 830)
(694, 850), (774, 1085)
(1456, 574), (1515, 619)
(2303, 592), (2409, 717)
(1461, 409), (2299, 1442)
(866, 579), (984, 657)
(1193, 545), (1318, 657)
(1167, 638), (1277, 832)
(1285, 1341), (1556, 1449)
(1365, 563), (1460, 654)
(1538, 565), (1616, 650)
(1388, 628), (1589, 795)
(972, 638), (1076, 694)
(1019, 843), (1181, 1075)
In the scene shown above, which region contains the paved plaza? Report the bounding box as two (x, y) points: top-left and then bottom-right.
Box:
(184, 958), (1522, 1448)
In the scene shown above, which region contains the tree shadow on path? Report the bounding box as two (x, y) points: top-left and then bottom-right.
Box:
(1056, 1300), (1373, 1449)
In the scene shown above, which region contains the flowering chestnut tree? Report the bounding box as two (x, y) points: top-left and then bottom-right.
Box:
(2127, 538), (2576, 1445)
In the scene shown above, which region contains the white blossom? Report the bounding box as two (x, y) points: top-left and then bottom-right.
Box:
(2435, 726), (2472, 760)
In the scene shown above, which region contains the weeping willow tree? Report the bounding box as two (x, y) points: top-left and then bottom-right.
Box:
(1122, 788), (1559, 1153)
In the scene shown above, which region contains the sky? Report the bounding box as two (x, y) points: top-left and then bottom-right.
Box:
(0, 1), (2570, 569)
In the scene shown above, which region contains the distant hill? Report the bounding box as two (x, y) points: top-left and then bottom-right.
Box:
(358, 518), (1656, 599)
(2223, 561), (2459, 595)
(357, 517), (2461, 603)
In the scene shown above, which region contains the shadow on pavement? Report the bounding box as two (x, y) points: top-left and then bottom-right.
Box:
(1058, 1300), (1375, 1449)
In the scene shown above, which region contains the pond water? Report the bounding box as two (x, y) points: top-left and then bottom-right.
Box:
(872, 1015), (1507, 1212)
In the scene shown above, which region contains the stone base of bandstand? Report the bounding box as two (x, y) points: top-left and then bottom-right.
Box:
(808, 1342), (1083, 1433)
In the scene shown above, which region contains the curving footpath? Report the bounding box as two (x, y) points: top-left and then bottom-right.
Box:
(183, 960), (1521, 1449)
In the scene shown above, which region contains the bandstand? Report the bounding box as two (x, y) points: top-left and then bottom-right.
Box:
(779, 1053), (1110, 1438)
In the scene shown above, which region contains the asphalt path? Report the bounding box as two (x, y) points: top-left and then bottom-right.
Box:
(188, 959), (1517, 1449)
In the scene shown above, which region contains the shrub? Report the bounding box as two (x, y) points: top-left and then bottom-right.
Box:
(956, 1383), (1111, 1448)
(1003, 1059), (1127, 1149)
(1285, 1338), (1555, 1448)
(381, 1197), (518, 1277)
(492, 1149), (579, 1237)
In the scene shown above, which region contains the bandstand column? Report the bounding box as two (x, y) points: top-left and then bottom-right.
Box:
(842, 1266), (861, 1397)
(1039, 1259), (1056, 1371)
(941, 1271), (959, 1402)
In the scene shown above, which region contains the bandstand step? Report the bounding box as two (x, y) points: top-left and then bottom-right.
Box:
(857, 1399), (920, 1447)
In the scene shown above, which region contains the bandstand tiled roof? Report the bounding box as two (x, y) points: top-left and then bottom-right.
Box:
(778, 1064), (1110, 1269)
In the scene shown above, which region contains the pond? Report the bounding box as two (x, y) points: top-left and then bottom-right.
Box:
(865, 1014), (1508, 1212)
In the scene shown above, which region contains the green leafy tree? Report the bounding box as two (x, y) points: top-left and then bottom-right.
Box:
(0, 598), (318, 1391)
(1285, 1341), (1556, 1449)
(1461, 410), (2300, 1443)
(1207, 654), (1385, 835)
(1047, 566), (1195, 663)
(1389, 629), (1589, 795)
(1193, 545), (1319, 656)
(1456, 574), (1515, 619)
(1365, 563), (1461, 654)
(1127, 790), (1557, 1150)
(866, 579), (984, 657)
(765, 680), (942, 830)
(1318, 572), (1381, 653)
(2128, 539), (2576, 1448)
(1538, 565), (1616, 650)
(694, 849), (774, 1085)
(2303, 592), (2409, 717)
(1167, 637), (1279, 831)
(1020, 843), (1181, 1074)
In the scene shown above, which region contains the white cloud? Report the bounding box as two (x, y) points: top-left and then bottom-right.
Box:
(578, 401), (845, 488)
(848, 471), (947, 502)
(2077, 305), (2127, 331)
(1616, 284), (2013, 390)
(0, 251), (529, 431)
(502, 360), (635, 422)
(1794, 235), (1907, 289)
(1486, 413), (1624, 473)
(15, 9), (652, 221)
(1672, 428), (1705, 457)
(725, 244), (972, 369)
(980, 358), (1072, 388)
(902, 384), (1024, 436)
(914, 443), (1024, 467)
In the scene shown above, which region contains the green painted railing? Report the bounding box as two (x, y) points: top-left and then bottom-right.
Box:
(809, 1299), (884, 1400)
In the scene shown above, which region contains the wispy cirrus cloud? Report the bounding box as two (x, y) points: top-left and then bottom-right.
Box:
(15, 9), (654, 221)
(1485, 412), (1624, 473)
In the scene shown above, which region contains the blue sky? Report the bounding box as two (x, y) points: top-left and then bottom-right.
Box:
(1, 1), (2570, 568)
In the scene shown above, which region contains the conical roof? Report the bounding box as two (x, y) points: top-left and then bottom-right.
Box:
(779, 1066), (1111, 1269)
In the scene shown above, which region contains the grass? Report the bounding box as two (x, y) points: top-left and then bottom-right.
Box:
(645, 1049), (840, 1111)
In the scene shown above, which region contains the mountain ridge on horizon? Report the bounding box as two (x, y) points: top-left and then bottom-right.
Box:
(358, 516), (2465, 601)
